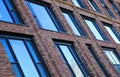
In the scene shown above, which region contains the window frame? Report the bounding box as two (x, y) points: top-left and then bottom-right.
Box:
(26, 0), (65, 32)
(88, 0), (101, 13)
(54, 41), (89, 77)
(72, 0), (86, 9)
(0, 0), (24, 24)
(0, 35), (50, 77)
(61, 9), (86, 36)
(103, 22), (120, 44)
(82, 16), (108, 41)
(103, 48), (120, 74)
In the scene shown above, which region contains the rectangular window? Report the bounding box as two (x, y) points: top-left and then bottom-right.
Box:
(99, 0), (115, 18)
(62, 9), (86, 36)
(0, 36), (50, 77)
(55, 42), (89, 77)
(87, 0), (101, 12)
(103, 23), (120, 44)
(103, 48), (120, 74)
(26, 1), (64, 32)
(86, 44), (109, 76)
(108, 0), (120, 15)
(0, 0), (24, 24)
(72, 0), (86, 9)
(82, 16), (107, 41)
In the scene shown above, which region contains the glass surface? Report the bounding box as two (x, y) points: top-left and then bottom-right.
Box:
(88, 0), (100, 12)
(29, 2), (58, 31)
(26, 40), (47, 77)
(63, 12), (81, 36)
(59, 45), (84, 77)
(104, 50), (120, 64)
(0, 0), (13, 22)
(72, 0), (81, 7)
(84, 19), (104, 40)
(9, 39), (39, 77)
(104, 26), (120, 43)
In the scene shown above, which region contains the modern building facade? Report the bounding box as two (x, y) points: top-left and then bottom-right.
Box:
(0, 0), (120, 77)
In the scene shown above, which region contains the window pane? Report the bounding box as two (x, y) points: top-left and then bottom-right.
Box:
(72, 0), (81, 7)
(72, 0), (86, 9)
(62, 12), (81, 36)
(59, 45), (84, 77)
(0, 0), (13, 22)
(104, 50), (116, 64)
(84, 19), (104, 40)
(9, 39), (39, 77)
(88, 0), (101, 12)
(25, 40), (48, 77)
(28, 2), (58, 31)
(110, 51), (120, 64)
(104, 26), (120, 43)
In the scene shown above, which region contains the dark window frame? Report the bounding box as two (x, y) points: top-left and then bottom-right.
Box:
(103, 47), (120, 74)
(0, 35), (51, 77)
(54, 41), (90, 77)
(82, 16), (108, 41)
(1, 0), (24, 24)
(88, 0), (101, 13)
(75, 0), (87, 9)
(103, 22), (120, 42)
(61, 9), (86, 36)
(26, 0), (65, 32)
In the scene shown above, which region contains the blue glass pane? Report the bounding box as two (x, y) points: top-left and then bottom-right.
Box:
(104, 26), (120, 43)
(29, 2), (58, 31)
(9, 39), (40, 77)
(0, 0), (13, 22)
(62, 12), (81, 36)
(59, 45), (84, 77)
(25, 40), (47, 77)
(0, 38), (15, 62)
(84, 19), (104, 40)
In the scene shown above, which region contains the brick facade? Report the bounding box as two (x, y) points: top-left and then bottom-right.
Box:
(0, 0), (120, 77)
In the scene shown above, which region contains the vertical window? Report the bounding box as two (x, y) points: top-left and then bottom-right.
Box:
(55, 42), (89, 77)
(86, 44), (109, 76)
(108, 0), (120, 15)
(0, 36), (50, 77)
(0, 0), (24, 24)
(103, 48), (120, 74)
(82, 16), (107, 41)
(62, 9), (86, 36)
(87, 0), (101, 12)
(103, 23), (120, 44)
(72, 0), (86, 9)
(99, 0), (115, 18)
(26, 1), (64, 32)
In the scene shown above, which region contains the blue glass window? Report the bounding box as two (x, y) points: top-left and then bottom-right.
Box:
(103, 48), (120, 74)
(108, 0), (120, 15)
(55, 42), (89, 77)
(62, 10), (86, 36)
(27, 1), (64, 32)
(72, 0), (86, 9)
(83, 16), (107, 41)
(103, 23), (120, 44)
(99, 0), (115, 18)
(0, 0), (24, 24)
(88, 0), (101, 12)
(0, 36), (50, 77)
